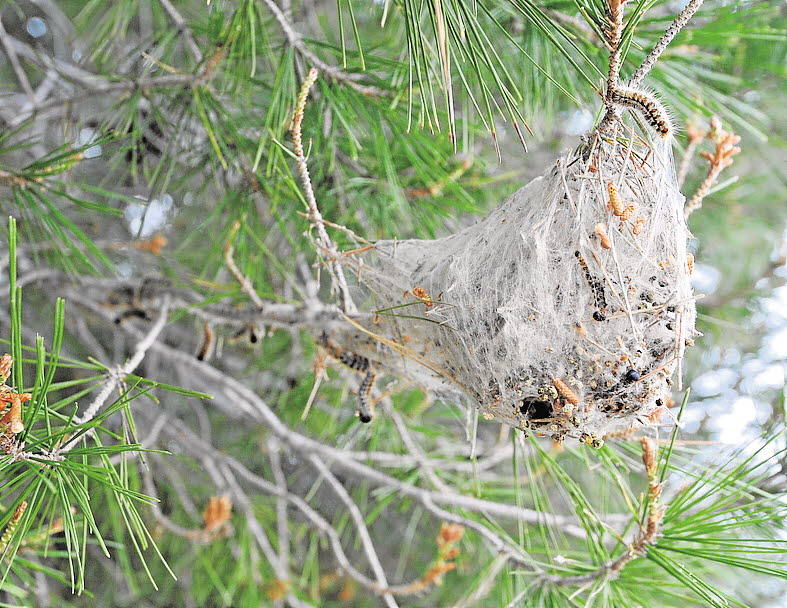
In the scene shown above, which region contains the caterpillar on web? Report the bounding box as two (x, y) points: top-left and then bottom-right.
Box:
(610, 87), (672, 138)
(575, 251), (608, 321)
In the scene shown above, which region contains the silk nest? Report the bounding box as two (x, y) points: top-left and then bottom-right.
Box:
(333, 128), (696, 444)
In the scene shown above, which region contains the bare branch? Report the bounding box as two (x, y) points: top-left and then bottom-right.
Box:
(384, 399), (452, 492)
(310, 457), (400, 608)
(268, 437), (291, 578)
(224, 220), (266, 308)
(73, 298), (170, 427)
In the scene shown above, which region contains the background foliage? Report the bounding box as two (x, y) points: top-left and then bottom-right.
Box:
(0, 1), (785, 607)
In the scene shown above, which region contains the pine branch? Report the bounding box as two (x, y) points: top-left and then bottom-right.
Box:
(290, 68), (357, 314)
(259, 0), (386, 96)
(630, 0), (706, 88)
(157, 0), (203, 63)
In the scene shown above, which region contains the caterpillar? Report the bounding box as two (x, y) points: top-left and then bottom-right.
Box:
(575, 251), (608, 321)
(610, 87), (672, 138)
(320, 334), (370, 372)
(619, 204), (636, 222)
(356, 370), (377, 423)
(320, 333), (378, 423)
(338, 350), (369, 372)
(114, 308), (151, 324)
(197, 323), (215, 361)
(229, 324), (260, 345)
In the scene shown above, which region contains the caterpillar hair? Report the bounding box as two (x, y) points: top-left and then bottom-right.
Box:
(356, 370), (377, 423)
(610, 87), (672, 138)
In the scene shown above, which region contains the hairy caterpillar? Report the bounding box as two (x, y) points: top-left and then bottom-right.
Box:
(320, 333), (378, 423)
(197, 323), (215, 361)
(610, 87), (672, 138)
(321, 335), (370, 372)
(356, 370), (377, 423)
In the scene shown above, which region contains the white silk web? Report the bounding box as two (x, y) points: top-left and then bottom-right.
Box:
(334, 128), (696, 443)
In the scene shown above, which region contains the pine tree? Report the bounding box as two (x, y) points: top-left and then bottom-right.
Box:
(0, 1), (785, 607)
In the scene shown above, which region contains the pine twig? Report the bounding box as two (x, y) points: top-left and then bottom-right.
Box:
(0, 501), (28, 553)
(268, 437), (291, 580)
(224, 221), (266, 308)
(259, 0), (385, 97)
(604, 0), (627, 110)
(39, 298), (171, 460)
(383, 400), (452, 492)
(543, 437), (665, 587)
(629, 0), (706, 88)
(295, 212), (370, 245)
(158, 0), (203, 63)
(380, 523), (465, 596)
(310, 457), (400, 608)
(290, 69), (357, 314)
(601, 0), (704, 134)
(685, 117), (741, 218)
